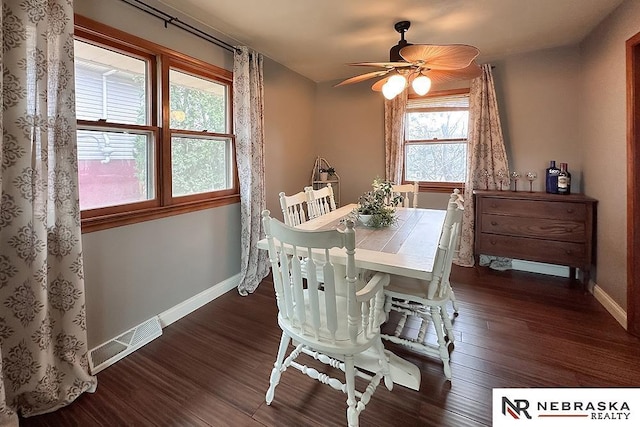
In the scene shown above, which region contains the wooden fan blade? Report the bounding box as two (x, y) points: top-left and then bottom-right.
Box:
(423, 62), (482, 84)
(400, 44), (480, 70)
(334, 70), (390, 87)
(348, 61), (415, 68)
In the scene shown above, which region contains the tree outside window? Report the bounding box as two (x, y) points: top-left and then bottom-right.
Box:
(404, 90), (469, 192)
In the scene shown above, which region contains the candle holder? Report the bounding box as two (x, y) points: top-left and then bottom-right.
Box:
(477, 169), (490, 190)
(496, 170), (507, 191)
(511, 171), (521, 192)
(526, 171), (537, 192)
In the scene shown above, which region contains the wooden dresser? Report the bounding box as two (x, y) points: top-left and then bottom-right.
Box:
(474, 190), (597, 289)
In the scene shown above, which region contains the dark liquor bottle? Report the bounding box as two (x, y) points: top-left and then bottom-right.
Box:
(557, 163), (571, 195)
(545, 160), (560, 194)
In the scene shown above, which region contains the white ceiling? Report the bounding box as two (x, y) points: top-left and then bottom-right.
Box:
(154, 0), (624, 83)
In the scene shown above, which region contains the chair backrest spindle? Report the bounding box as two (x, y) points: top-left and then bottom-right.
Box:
(262, 210), (388, 346)
(391, 182), (419, 208)
(279, 190), (309, 226)
(306, 184), (337, 219)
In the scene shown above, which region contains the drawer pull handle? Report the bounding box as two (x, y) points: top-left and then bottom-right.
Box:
(565, 249), (573, 255)
(491, 221), (498, 226)
(567, 208), (574, 213)
(565, 227), (572, 233)
(490, 240), (497, 245)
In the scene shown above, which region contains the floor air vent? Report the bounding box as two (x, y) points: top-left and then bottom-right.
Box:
(89, 316), (162, 374)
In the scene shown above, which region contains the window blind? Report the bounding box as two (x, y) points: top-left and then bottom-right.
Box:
(407, 93), (469, 111)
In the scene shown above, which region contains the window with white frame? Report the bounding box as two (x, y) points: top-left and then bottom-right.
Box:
(74, 17), (237, 231)
(404, 90), (469, 192)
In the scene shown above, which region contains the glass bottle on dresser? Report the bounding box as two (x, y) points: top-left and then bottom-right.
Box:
(545, 160), (560, 194)
(558, 163), (571, 195)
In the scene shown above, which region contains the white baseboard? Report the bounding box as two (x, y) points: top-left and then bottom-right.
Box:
(158, 273), (241, 328)
(88, 274), (241, 374)
(592, 284), (627, 329)
(511, 259), (570, 277)
(511, 260), (627, 329)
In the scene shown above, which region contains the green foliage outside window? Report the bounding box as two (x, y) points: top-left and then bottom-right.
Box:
(132, 81), (228, 197)
(169, 82), (228, 196)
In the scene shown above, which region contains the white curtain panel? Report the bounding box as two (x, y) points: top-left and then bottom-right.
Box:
(0, 0), (96, 421)
(384, 90), (408, 184)
(456, 64), (510, 268)
(233, 46), (270, 295)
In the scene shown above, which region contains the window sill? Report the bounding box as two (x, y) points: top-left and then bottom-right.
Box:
(81, 194), (240, 233)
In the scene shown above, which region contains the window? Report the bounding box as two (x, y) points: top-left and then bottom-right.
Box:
(74, 16), (237, 232)
(404, 89), (469, 192)
(168, 67), (233, 199)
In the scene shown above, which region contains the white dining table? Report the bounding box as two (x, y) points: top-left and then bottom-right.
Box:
(294, 204), (446, 280)
(257, 203), (447, 391)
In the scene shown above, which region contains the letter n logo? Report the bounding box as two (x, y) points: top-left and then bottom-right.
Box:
(502, 397), (532, 419)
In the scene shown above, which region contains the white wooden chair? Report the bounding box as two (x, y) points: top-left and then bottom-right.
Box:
(391, 182), (419, 208)
(262, 210), (392, 427)
(305, 183), (337, 219)
(381, 190), (463, 380)
(279, 190), (309, 226)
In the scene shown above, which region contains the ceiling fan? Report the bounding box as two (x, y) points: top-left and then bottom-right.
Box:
(335, 21), (482, 99)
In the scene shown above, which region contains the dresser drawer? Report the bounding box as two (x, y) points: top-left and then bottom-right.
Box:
(481, 197), (586, 221)
(480, 214), (585, 242)
(477, 233), (587, 266)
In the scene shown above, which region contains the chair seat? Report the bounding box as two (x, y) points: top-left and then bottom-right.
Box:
(280, 287), (378, 355)
(385, 275), (451, 307)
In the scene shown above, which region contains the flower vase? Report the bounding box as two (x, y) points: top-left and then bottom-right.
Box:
(358, 214), (372, 226)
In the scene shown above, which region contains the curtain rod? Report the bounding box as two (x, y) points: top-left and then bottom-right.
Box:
(120, 0), (240, 54)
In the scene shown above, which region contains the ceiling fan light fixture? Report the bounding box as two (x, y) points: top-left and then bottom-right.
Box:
(385, 74), (407, 98)
(382, 81), (399, 100)
(412, 74), (432, 96)
(336, 21), (481, 99)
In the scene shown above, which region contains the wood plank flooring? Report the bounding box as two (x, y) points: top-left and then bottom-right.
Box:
(20, 266), (640, 426)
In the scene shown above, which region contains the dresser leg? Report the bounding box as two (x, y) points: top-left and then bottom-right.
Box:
(568, 267), (578, 289)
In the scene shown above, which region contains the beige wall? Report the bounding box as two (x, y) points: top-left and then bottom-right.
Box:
(493, 46), (582, 192)
(580, 0), (640, 309)
(82, 206), (241, 347)
(314, 81), (384, 205)
(263, 58), (317, 216)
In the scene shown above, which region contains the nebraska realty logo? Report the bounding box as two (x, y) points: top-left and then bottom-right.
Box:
(493, 388), (638, 426)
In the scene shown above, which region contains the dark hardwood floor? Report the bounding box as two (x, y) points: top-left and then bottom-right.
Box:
(21, 266), (640, 426)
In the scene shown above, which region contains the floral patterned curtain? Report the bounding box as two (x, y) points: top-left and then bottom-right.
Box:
(233, 46), (269, 295)
(1, 0), (96, 422)
(456, 64), (511, 268)
(384, 90), (408, 184)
